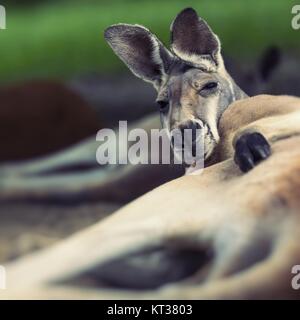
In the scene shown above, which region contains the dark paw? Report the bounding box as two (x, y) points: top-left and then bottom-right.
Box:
(234, 132), (271, 172)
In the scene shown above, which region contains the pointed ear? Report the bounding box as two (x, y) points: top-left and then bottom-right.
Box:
(170, 8), (222, 70)
(104, 24), (174, 89)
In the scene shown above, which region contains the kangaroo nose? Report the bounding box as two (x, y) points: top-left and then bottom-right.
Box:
(171, 120), (203, 154)
(179, 121), (202, 143)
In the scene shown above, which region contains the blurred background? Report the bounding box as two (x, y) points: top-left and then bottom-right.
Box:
(0, 0), (299, 82)
(1, 0), (300, 130)
(0, 0), (299, 262)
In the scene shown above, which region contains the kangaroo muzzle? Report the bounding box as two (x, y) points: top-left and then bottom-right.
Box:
(171, 120), (204, 163)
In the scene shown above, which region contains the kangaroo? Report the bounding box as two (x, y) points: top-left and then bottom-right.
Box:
(104, 7), (254, 172)
(0, 80), (100, 162)
(0, 8), (289, 202)
(1, 7), (300, 300)
(2, 94), (300, 299)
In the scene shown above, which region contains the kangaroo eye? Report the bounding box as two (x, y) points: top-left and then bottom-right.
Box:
(156, 100), (169, 113)
(202, 82), (218, 91)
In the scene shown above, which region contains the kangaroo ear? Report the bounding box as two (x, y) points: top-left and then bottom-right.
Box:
(104, 24), (174, 89)
(170, 8), (222, 70)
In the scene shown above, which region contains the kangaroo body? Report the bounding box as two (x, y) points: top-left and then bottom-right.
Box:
(208, 94), (300, 165)
(0, 80), (100, 162)
(1, 7), (300, 299)
(2, 94), (300, 299)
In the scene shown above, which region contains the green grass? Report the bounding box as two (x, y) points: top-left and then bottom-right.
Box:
(0, 0), (299, 83)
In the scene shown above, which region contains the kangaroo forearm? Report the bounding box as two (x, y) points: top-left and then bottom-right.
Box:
(233, 111), (300, 147)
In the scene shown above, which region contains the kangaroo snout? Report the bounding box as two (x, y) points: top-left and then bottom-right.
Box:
(178, 120), (202, 143)
(171, 120), (203, 157)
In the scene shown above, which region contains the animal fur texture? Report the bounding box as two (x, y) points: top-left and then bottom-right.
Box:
(1, 94), (300, 299)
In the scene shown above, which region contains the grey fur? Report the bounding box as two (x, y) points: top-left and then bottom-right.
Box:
(104, 8), (247, 169)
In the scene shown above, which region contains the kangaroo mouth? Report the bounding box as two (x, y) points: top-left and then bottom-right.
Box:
(171, 123), (217, 167)
(203, 125), (218, 160)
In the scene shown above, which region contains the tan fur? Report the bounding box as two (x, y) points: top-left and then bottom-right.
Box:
(1, 95), (300, 299)
(211, 94), (300, 162)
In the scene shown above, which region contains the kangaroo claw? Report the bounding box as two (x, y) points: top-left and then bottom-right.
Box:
(234, 132), (271, 173)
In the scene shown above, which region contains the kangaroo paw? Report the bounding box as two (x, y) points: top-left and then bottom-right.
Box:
(234, 132), (271, 172)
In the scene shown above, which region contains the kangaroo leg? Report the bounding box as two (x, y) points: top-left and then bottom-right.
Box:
(234, 132), (271, 172)
(233, 110), (300, 172)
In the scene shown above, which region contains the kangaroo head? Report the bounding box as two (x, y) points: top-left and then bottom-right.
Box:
(105, 8), (247, 163)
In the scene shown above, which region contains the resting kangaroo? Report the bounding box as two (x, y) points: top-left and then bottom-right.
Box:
(0, 80), (100, 162)
(2, 94), (300, 299)
(1, 9), (300, 299)
(0, 8), (297, 209)
(0, 7), (278, 203)
(105, 7), (252, 172)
